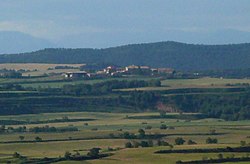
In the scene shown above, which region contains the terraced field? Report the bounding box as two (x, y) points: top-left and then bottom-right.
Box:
(0, 112), (250, 163)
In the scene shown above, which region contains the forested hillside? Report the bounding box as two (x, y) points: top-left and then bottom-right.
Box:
(1, 41), (250, 70)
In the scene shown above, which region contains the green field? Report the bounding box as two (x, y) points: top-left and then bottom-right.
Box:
(0, 112), (250, 163)
(0, 63), (84, 77)
(0, 65), (250, 163)
(161, 77), (250, 87)
(1, 76), (250, 90)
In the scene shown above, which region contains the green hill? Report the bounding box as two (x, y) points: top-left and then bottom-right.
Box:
(1, 41), (250, 70)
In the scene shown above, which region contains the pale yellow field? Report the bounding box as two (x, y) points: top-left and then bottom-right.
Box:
(0, 112), (250, 163)
(0, 63), (84, 71)
(161, 77), (250, 87)
(0, 63), (85, 76)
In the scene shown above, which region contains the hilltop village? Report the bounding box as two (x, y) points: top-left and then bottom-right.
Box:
(64, 65), (175, 79)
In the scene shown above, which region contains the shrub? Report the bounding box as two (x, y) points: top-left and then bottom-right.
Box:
(157, 140), (170, 146)
(145, 125), (152, 130)
(210, 129), (216, 135)
(19, 136), (25, 141)
(133, 141), (140, 148)
(13, 152), (21, 158)
(138, 129), (146, 138)
(140, 141), (149, 147)
(168, 126), (175, 130)
(64, 151), (71, 159)
(187, 139), (197, 145)
(160, 124), (167, 130)
(35, 136), (42, 142)
(240, 141), (246, 147)
(175, 137), (185, 145)
(206, 137), (218, 144)
(125, 142), (133, 148)
(148, 140), (154, 147)
(217, 153), (223, 159)
(123, 132), (136, 139)
(87, 148), (101, 157)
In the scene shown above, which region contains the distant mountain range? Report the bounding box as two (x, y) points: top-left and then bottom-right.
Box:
(55, 29), (250, 48)
(0, 31), (55, 54)
(0, 41), (250, 71)
(2, 29), (250, 53)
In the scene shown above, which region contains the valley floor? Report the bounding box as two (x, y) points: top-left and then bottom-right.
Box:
(0, 112), (250, 163)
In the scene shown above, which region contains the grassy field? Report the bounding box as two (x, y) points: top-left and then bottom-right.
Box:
(0, 112), (250, 163)
(1, 76), (156, 88)
(0, 64), (250, 163)
(0, 63), (84, 77)
(0, 63), (84, 70)
(1, 76), (250, 90)
(161, 77), (250, 87)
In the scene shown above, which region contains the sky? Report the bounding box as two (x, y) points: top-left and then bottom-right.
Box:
(0, 0), (250, 49)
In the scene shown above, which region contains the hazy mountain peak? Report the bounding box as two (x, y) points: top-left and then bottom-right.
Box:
(0, 31), (56, 54)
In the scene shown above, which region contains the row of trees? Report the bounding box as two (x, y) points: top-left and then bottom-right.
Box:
(61, 79), (161, 96)
(162, 90), (250, 120)
(0, 125), (78, 134)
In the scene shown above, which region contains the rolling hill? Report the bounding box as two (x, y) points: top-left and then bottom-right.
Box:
(0, 41), (250, 70)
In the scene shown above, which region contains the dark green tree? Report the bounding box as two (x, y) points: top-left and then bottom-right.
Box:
(138, 129), (146, 138)
(175, 137), (185, 145)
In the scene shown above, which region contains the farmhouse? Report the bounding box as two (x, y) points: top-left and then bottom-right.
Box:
(158, 68), (174, 74)
(140, 66), (150, 70)
(64, 71), (90, 79)
(103, 66), (117, 74)
(125, 65), (139, 71)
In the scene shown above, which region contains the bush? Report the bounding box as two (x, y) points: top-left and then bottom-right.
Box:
(157, 140), (170, 146)
(187, 139), (197, 145)
(145, 125), (152, 130)
(168, 126), (175, 130)
(217, 153), (223, 159)
(175, 137), (185, 145)
(133, 141), (140, 148)
(123, 132), (136, 139)
(87, 148), (101, 157)
(140, 141), (150, 147)
(240, 141), (247, 147)
(13, 152), (21, 158)
(19, 135), (25, 141)
(138, 129), (146, 138)
(125, 142), (133, 148)
(160, 124), (167, 130)
(35, 136), (42, 142)
(210, 129), (216, 135)
(64, 151), (71, 159)
(148, 140), (154, 147)
(206, 137), (218, 144)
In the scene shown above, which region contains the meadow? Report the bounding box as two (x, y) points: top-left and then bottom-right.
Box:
(0, 112), (250, 163)
(0, 64), (250, 163)
(0, 63), (84, 77)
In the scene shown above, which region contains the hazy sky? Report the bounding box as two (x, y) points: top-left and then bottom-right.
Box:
(0, 0), (250, 48)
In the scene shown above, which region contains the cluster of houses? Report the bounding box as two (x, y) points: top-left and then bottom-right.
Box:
(64, 65), (174, 79)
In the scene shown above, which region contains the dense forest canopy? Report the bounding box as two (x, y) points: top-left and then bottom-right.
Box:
(1, 41), (250, 70)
